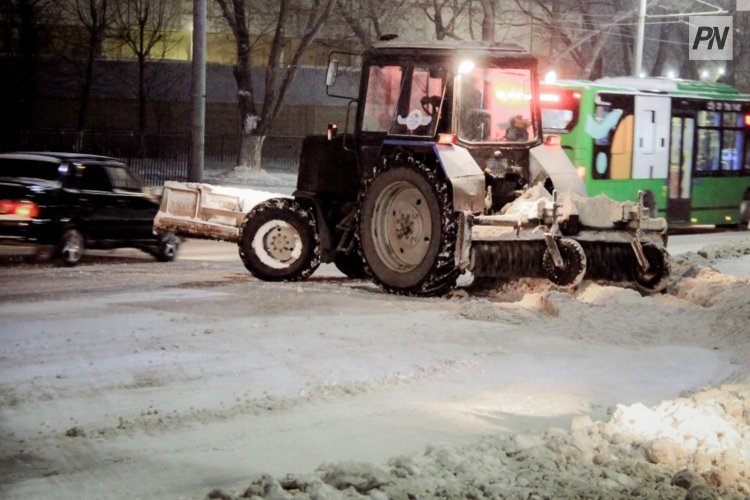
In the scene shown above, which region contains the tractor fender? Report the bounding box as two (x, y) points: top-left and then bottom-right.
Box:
(381, 140), (486, 214)
(528, 142), (587, 196)
(289, 192), (335, 263)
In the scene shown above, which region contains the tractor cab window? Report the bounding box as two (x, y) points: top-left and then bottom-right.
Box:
(388, 66), (446, 137)
(456, 66), (536, 143)
(361, 65), (403, 132)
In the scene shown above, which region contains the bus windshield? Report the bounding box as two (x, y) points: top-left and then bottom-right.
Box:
(456, 66), (536, 143)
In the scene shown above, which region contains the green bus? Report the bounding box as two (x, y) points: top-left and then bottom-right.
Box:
(540, 77), (750, 228)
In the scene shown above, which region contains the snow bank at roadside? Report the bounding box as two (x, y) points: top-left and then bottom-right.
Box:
(206, 238), (750, 500)
(207, 377), (750, 500)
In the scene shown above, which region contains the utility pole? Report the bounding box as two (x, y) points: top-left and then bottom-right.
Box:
(633, 0), (647, 77)
(189, 0), (206, 182)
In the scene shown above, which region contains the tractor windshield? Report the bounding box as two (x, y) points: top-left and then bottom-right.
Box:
(361, 64), (447, 138)
(456, 65), (537, 144)
(388, 66), (447, 137)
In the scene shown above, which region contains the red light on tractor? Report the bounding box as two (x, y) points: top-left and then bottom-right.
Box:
(745, 114), (750, 127)
(0, 200), (39, 218)
(545, 135), (561, 146)
(437, 133), (457, 144)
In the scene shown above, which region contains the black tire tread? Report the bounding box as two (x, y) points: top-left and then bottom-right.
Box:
(238, 198), (320, 281)
(633, 242), (671, 294)
(541, 238), (587, 287)
(356, 155), (459, 296)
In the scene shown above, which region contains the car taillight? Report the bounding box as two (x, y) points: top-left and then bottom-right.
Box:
(0, 200), (40, 218)
(745, 114), (750, 127)
(545, 135), (561, 146)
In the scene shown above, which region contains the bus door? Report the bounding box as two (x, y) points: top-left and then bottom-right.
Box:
(632, 95), (670, 180)
(667, 114), (695, 222)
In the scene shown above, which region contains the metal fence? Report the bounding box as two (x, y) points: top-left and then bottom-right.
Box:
(0, 129), (304, 186)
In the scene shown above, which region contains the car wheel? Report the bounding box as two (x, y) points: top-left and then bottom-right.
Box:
(154, 233), (180, 262)
(58, 229), (85, 266)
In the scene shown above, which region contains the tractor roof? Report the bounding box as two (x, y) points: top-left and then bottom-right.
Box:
(368, 39), (529, 59)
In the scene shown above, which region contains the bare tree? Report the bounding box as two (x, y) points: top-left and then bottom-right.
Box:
(215, 0), (336, 170)
(513, 0), (635, 79)
(111, 0), (178, 148)
(336, 0), (407, 47)
(413, 0), (472, 40)
(0, 0), (60, 128)
(59, 0), (108, 148)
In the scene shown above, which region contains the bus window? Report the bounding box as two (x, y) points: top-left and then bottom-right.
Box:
(721, 113), (744, 171)
(695, 110), (746, 174)
(698, 111), (721, 127)
(681, 118), (694, 198)
(722, 130), (742, 171)
(669, 117), (682, 198)
(697, 129), (720, 171)
(590, 94), (635, 180)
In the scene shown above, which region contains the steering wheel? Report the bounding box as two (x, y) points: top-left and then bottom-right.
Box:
(420, 95), (441, 116)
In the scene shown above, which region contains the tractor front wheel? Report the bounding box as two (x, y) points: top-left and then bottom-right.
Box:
(238, 198), (320, 281)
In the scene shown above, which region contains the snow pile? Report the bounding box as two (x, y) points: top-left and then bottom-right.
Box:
(207, 378), (750, 499)
(205, 239), (750, 500)
(694, 236), (750, 261)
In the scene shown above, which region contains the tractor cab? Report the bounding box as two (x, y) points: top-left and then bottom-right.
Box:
(330, 40), (543, 180)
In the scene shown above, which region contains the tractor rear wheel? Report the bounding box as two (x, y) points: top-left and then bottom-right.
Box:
(358, 159), (459, 296)
(238, 198), (320, 281)
(334, 249), (367, 278)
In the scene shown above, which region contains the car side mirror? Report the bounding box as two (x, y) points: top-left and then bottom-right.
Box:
(325, 59), (339, 87)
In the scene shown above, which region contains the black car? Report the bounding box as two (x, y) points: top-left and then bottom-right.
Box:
(0, 152), (179, 265)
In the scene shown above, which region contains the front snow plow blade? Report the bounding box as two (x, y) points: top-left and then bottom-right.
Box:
(463, 187), (671, 294)
(153, 181), (283, 243)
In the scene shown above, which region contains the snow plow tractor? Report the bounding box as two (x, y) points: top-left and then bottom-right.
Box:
(157, 40), (671, 296)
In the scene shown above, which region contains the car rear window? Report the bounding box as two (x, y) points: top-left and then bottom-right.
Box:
(105, 166), (143, 193)
(0, 158), (62, 182)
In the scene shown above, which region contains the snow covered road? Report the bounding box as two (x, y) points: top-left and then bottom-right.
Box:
(1, 234), (749, 499)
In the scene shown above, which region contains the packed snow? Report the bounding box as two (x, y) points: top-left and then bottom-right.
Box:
(1, 167), (749, 500)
